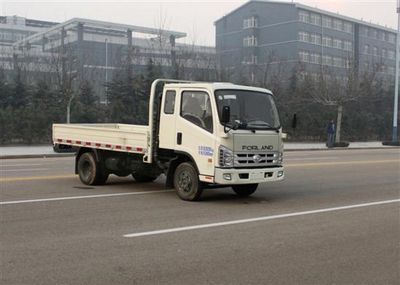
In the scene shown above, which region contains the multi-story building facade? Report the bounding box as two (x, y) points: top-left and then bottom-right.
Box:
(215, 0), (397, 85)
(0, 15), (57, 73)
(1, 16), (216, 100)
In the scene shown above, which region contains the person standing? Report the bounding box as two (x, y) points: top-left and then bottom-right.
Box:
(327, 119), (336, 148)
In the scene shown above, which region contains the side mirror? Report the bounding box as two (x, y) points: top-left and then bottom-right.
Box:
(221, 106), (230, 124)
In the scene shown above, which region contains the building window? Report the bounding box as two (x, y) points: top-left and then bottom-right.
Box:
(299, 51), (309, 62)
(310, 13), (321, 25)
(382, 48), (387, 58)
(333, 19), (342, 31)
(298, 71), (308, 81)
(333, 39), (342, 49)
(0, 32), (13, 41)
(379, 31), (386, 41)
(373, 46), (378, 56)
(384, 32), (389, 41)
(388, 33), (396, 43)
(310, 33), (321, 45)
(298, 31), (309, 42)
(322, 55), (332, 66)
(243, 36), (258, 47)
(243, 16), (258, 29)
(388, 66), (395, 74)
(243, 55), (258, 65)
(322, 36), (332, 47)
(388, 50), (395, 59)
(333, 57), (343, 67)
(322, 16), (332, 28)
(310, 53), (321, 64)
(299, 10), (309, 23)
(343, 22), (352, 33)
(343, 40), (352, 51)
(369, 29), (377, 39)
(345, 59), (351, 69)
(364, 27), (369, 37)
(364, 44), (370, 54)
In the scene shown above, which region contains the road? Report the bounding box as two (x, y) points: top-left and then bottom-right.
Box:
(1, 149), (399, 284)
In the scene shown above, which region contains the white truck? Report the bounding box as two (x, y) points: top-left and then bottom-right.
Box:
(53, 79), (284, 201)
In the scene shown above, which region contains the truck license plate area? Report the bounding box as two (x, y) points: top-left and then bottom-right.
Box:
(251, 172), (264, 180)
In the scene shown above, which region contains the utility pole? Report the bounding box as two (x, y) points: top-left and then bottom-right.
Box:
(393, 0), (400, 142)
(105, 38), (109, 105)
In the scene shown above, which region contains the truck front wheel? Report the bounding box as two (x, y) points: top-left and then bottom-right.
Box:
(77, 152), (108, 185)
(232, 184), (258, 197)
(174, 162), (203, 201)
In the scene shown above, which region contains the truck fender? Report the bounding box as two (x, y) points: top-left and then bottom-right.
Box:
(165, 151), (200, 188)
(75, 147), (102, 174)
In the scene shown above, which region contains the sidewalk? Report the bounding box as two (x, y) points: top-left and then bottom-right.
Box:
(0, 142), (397, 159)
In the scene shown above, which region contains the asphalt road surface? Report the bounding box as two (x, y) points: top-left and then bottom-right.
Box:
(1, 149), (399, 285)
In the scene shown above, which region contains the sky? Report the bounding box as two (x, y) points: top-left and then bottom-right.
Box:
(0, 0), (397, 46)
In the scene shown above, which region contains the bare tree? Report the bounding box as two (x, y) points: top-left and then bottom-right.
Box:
(309, 61), (379, 143)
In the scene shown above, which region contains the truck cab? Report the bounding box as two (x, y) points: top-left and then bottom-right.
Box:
(154, 82), (284, 199)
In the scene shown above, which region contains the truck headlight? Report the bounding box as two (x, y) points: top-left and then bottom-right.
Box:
(219, 145), (234, 167)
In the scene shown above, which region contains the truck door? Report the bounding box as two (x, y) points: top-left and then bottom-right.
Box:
(158, 88), (178, 150)
(175, 89), (216, 178)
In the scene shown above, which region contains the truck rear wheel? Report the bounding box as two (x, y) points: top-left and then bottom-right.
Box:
(77, 152), (108, 185)
(174, 162), (203, 201)
(232, 184), (258, 197)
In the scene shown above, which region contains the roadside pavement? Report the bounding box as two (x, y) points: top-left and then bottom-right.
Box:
(0, 141), (397, 159)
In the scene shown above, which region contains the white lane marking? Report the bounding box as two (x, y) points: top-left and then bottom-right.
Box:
(0, 190), (174, 205)
(0, 164), (42, 167)
(285, 157), (338, 161)
(124, 199), (400, 238)
(1, 168), (50, 172)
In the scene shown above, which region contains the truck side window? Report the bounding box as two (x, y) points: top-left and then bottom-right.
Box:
(181, 91), (213, 133)
(164, 90), (176, 114)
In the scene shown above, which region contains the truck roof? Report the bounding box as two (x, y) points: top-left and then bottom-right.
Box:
(164, 82), (273, 95)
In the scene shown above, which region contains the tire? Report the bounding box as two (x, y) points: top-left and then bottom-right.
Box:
(232, 184), (258, 197)
(132, 173), (158, 183)
(77, 152), (108, 185)
(173, 162), (203, 201)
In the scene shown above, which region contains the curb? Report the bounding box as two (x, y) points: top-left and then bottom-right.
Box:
(1, 146), (398, 159)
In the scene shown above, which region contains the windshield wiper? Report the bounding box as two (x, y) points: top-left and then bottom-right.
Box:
(246, 120), (277, 129)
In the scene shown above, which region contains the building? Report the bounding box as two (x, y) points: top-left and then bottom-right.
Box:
(1, 16), (216, 100)
(0, 15), (58, 74)
(215, 0), (397, 85)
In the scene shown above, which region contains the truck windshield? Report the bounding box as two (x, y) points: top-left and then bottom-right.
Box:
(215, 89), (280, 130)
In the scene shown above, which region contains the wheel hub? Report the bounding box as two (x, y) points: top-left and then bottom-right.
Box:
(178, 171), (192, 192)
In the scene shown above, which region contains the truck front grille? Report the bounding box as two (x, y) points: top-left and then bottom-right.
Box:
(234, 151), (279, 167)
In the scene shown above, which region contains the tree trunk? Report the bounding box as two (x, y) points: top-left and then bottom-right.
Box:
(335, 104), (343, 143)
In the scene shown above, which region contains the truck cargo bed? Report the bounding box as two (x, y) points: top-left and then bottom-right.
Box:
(53, 124), (148, 154)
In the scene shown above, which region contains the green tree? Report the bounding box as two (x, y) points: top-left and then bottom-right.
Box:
(71, 81), (102, 123)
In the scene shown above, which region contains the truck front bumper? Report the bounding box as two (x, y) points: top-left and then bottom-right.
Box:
(214, 166), (284, 185)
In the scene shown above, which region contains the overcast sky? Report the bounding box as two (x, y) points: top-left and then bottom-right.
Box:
(0, 0), (396, 46)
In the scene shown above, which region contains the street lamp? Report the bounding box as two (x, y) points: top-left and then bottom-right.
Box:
(392, 0), (400, 142)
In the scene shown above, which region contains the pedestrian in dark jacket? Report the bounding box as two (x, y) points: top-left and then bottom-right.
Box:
(327, 120), (335, 148)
